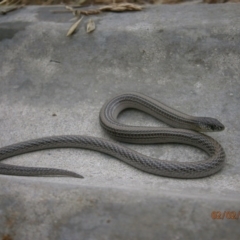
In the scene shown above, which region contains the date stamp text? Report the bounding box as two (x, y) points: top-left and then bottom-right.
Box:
(211, 211), (240, 220)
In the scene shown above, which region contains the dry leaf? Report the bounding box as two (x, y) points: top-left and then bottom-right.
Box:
(66, 16), (83, 37)
(65, 5), (74, 12)
(100, 3), (143, 12)
(86, 19), (95, 33)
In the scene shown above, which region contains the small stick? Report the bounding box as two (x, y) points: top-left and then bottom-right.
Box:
(0, 5), (24, 15)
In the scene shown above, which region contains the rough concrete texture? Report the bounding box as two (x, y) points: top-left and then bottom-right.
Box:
(0, 3), (240, 239)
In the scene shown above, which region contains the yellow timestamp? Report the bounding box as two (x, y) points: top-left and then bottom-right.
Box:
(211, 211), (240, 220)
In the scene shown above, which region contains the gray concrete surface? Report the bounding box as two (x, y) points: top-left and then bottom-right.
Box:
(0, 3), (240, 239)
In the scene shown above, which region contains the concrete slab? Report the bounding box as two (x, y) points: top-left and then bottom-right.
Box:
(0, 3), (240, 239)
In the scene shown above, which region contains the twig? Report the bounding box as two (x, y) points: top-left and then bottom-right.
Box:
(0, 0), (9, 5)
(78, 9), (101, 15)
(0, 5), (24, 15)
